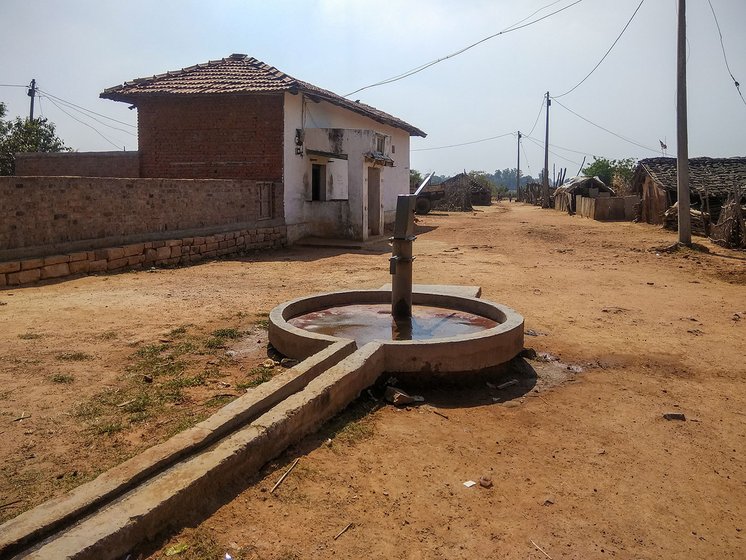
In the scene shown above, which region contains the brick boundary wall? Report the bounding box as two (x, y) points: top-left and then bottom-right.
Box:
(0, 176), (287, 286)
(0, 226), (286, 287)
(1, 177), (284, 259)
(14, 152), (140, 178)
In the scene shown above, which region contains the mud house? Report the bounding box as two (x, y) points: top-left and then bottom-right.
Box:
(2, 55), (425, 286)
(631, 157), (746, 226)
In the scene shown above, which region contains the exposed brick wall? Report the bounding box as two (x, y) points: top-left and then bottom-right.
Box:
(137, 95), (284, 181)
(0, 227), (285, 287)
(0, 177), (284, 262)
(14, 152), (140, 178)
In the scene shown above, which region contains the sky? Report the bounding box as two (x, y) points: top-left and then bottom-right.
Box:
(1, 0), (744, 178)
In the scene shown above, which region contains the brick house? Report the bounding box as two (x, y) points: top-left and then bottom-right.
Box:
(96, 53), (426, 242)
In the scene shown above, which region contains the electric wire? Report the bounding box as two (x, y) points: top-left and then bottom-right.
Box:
(37, 93), (136, 136)
(554, 0), (646, 98)
(551, 98), (659, 153)
(706, 0), (746, 107)
(524, 134), (592, 156)
(523, 134), (581, 166)
(44, 95), (125, 150)
(37, 88), (137, 128)
(344, 0), (584, 97)
(502, 0), (567, 31)
(525, 97), (545, 137)
(0, 84), (28, 88)
(411, 132), (514, 152)
(520, 140), (533, 175)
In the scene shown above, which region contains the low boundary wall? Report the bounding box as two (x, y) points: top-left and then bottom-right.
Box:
(0, 226), (286, 287)
(0, 177), (286, 286)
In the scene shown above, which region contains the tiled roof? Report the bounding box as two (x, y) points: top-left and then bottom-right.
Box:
(636, 157), (746, 197)
(101, 54), (426, 137)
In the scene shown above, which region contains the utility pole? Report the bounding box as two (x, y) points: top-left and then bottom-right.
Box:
(676, 0), (691, 245)
(516, 131), (521, 201)
(27, 79), (37, 121)
(542, 91), (551, 208)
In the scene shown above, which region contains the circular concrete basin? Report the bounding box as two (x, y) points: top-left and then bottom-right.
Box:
(269, 290), (524, 373)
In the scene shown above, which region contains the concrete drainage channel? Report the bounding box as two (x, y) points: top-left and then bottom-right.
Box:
(0, 286), (523, 560)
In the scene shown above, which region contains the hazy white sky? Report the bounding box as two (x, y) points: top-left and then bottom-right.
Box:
(1, 0), (744, 177)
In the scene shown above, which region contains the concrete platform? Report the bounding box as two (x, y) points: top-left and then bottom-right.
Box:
(377, 283), (481, 299)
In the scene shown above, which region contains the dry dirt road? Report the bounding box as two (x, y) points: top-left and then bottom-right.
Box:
(1, 203), (744, 559)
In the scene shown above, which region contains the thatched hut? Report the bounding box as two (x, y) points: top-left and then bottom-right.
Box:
(433, 173), (492, 211)
(631, 157), (746, 225)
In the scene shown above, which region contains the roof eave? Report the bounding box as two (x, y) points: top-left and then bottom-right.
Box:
(297, 87), (426, 137)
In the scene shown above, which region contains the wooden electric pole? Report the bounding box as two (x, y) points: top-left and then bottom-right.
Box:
(542, 91), (551, 208)
(516, 131), (521, 201)
(676, 0), (691, 245)
(28, 79), (36, 121)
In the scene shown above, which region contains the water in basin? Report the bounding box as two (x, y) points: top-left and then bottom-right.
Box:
(288, 304), (497, 346)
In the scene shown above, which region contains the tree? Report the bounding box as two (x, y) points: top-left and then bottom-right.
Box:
(487, 168), (537, 191)
(409, 169), (423, 191)
(0, 102), (70, 175)
(582, 156), (636, 187)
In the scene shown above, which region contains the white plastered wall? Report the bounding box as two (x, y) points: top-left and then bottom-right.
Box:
(282, 92), (412, 242)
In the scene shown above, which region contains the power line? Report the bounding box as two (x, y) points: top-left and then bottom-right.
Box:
(524, 134), (592, 156)
(526, 97), (545, 137)
(523, 134), (581, 166)
(551, 98), (659, 153)
(37, 93), (137, 136)
(37, 88), (137, 128)
(520, 141), (533, 175)
(44, 95), (125, 150)
(555, 0), (646, 98)
(0, 84), (27, 88)
(411, 132), (514, 152)
(344, 0), (584, 97)
(706, 0), (746, 107)
(502, 0), (567, 32)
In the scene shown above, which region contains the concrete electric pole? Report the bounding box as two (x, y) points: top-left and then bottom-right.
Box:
(516, 131), (521, 201)
(542, 91), (551, 208)
(676, 0), (692, 245)
(27, 79), (37, 121)
(27, 79), (36, 121)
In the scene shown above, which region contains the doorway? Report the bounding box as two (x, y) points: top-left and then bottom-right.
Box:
(367, 167), (381, 236)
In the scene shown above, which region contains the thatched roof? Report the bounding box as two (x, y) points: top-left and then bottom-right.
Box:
(632, 157), (746, 197)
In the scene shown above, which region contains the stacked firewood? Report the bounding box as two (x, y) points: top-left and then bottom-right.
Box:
(709, 191), (746, 249)
(662, 202), (710, 237)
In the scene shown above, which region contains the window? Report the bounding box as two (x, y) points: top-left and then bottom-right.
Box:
(374, 134), (387, 154)
(311, 163), (327, 201)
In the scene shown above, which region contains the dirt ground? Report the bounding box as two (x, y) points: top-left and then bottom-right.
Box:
(1, 203), (744, 559)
